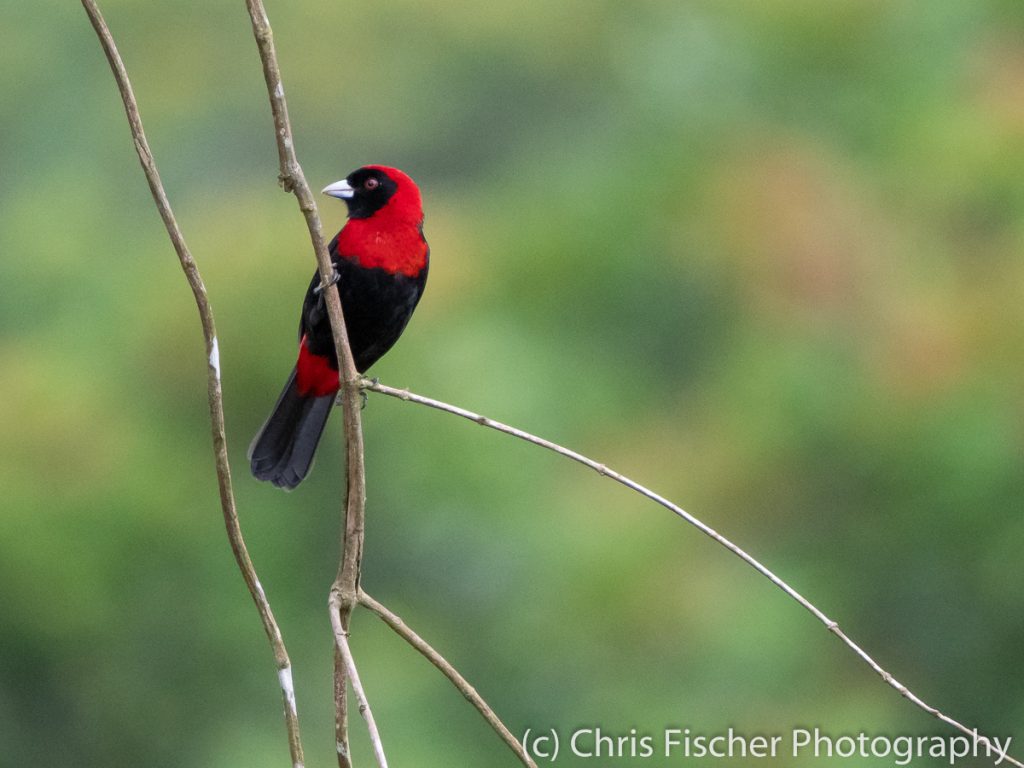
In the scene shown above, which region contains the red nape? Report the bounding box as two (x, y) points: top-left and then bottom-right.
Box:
(295, 335), (339, 397)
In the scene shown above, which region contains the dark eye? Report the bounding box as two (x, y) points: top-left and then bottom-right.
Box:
(364, 177), (380, 191)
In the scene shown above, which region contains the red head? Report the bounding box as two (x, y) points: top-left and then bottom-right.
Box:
(322, 165), (423, 225)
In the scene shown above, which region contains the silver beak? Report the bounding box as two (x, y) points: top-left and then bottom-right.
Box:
(322, 179), (355, 199)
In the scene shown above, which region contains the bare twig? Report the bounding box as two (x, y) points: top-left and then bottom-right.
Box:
(364, 379), (1023, 768)
(80, 2), (306, 766)
(331, 591), (389, 768)
(241, 2), (370, 764)
(359, 591), (538, 768)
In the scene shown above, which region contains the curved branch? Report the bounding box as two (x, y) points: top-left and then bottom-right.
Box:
(359, 591), (537, 768)
(364, 379), (1022, 768)
(81, 2), (306, 766)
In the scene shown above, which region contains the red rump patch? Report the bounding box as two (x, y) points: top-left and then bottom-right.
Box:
(296, 335), (339, 397)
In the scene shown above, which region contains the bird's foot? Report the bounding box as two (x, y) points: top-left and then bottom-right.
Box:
(358, 377), (381, 409)
(334, 388), (370, 410)
(314, 266), (341, 295)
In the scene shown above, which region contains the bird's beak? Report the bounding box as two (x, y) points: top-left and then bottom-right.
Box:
(322, 179), (355, 200)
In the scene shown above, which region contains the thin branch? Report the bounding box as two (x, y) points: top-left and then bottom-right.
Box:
(364, 379), (1023, 768)
(331, 590), (389, 768)
(333, 647), (350, 765)
(359, 591), (538, 768)
(241, 2), (370, 764)
(80, 2), (306, 766)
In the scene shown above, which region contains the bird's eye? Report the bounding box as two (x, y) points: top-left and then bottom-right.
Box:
(364, 177), (380, 191)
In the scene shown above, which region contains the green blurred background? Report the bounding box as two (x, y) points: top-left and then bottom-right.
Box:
(3, 0), (1023, 765)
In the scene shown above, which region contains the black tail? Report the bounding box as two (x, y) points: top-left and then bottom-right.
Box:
(248, 368), (334, 490)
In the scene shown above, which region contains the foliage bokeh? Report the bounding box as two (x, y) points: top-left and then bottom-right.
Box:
(2, 1), (1023, 765)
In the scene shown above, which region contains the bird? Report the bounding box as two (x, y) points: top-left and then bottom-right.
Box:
(249, 165), (429, 489)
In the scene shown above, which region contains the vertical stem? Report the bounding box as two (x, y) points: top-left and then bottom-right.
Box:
(333, 647), (351, 767)
(333, 379), (367, 762)
(331, 593), (389, 768)
(241, 1), (369, 763)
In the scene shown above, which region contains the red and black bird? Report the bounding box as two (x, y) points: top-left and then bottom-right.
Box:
(249, 165), (428, 489)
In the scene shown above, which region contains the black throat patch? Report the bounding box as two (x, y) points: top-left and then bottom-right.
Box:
(344, 167), (399, 219)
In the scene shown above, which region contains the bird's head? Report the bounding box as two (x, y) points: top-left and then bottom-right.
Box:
(322, 165), (422, 223)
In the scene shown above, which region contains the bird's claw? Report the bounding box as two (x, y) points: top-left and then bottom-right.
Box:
(334, 386), (370, 410)
(314, 267), (341, 295)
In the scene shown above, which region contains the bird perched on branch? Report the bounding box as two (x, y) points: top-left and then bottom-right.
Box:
(249, 165), (428, 489)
